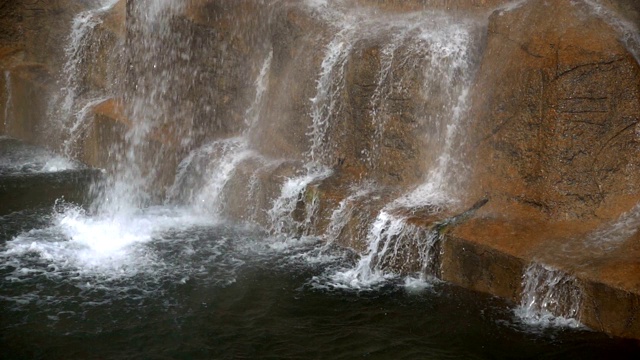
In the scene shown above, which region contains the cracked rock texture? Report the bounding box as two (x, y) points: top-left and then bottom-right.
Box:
(465, 0), (640, 221)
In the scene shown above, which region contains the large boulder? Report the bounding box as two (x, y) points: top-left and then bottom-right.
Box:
(465, 0), (640, 221)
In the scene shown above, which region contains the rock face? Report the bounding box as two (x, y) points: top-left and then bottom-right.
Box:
(0, 0), (124, 149)
(2, 0), (640, 340)
(466, 0), (640, 221)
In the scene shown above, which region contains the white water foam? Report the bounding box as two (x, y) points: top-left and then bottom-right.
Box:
(0, 138), (80, 174)
(317, 211), (408, 290)
(515, 263), (584, 329)
(1, 204), (214, 283)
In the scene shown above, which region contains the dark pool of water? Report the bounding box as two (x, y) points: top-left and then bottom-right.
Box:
(0, 150), (639, 360)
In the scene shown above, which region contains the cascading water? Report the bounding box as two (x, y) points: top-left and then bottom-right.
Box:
(51, 0), (121, 157)
(516, 263), (584, 328)
(319, 210), (442, 290)
(308, 25), (354, 168)
(93, 0), (188, 214)
(308, 9), (485, 287)
(4, 1), (640, 357)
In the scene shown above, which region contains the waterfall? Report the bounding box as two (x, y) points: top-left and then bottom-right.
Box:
(308, 25), (354, 168)
(91, 0), (189, 215)
(37, 0), (490, 284)
(315, 9), (485, 287)
(52, 0), (120, 157)
(515, 263), (583, 328)
(325, 211), (441, 289)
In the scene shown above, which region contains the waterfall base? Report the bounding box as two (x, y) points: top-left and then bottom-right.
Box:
(447, 201), (640, 339)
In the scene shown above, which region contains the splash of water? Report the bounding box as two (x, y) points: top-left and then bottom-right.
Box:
(320, 211), (440, 290)
(584, 202), (640, 251)
(0, 137), (80, 174)
(515, 263), (584, 328)
(0, 204), (213, 282)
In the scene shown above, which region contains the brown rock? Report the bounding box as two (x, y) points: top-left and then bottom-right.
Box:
(466, 0), (640, 221)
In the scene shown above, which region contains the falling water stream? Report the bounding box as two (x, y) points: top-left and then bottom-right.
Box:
(1, 0), (640, 358)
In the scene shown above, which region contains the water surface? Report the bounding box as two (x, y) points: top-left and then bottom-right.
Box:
(1, 201), (639, 359)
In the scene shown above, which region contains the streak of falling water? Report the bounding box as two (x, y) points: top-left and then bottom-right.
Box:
(515, 263), (584, 328)
(245, 50), (273, 129)
(268, 169), (331, 235)
(325, 185), (373, 242)
(63, 97), (109, 157)
(94, 0), (187, 215)
(3, 71), (11, 130)
(392, 17), (483, 209)
(52, 0), (119, 155)
(367, 30), (406, 168)
(190, 141), (254, 217)
(307, 23), (354, 169)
